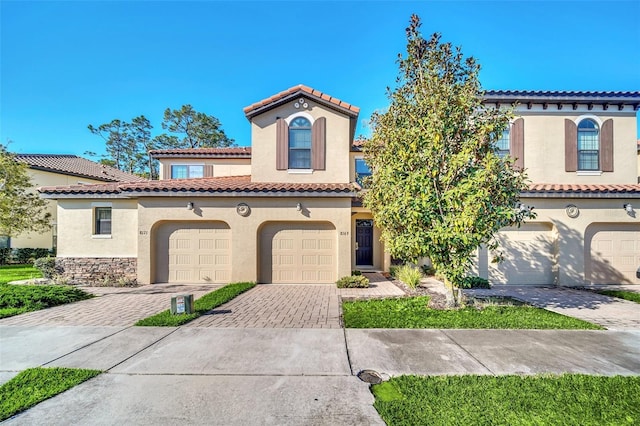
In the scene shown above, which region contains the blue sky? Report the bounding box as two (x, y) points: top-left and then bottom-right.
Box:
(2, 1), (639, 157)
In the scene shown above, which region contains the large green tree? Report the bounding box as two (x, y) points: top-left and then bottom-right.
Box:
(363, 15), (533, 302)
(160, 104), (234, 148)
(0, 144), (51, 237)
(89, 106), (233, 178)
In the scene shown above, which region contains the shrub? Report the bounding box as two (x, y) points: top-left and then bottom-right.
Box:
(0, 248), (10, 265)
(389, 266), (399, 278)
(460, 276), (490, 289)
(13, 249), (34, 264)
(397, 265), (422, 289)
(421, 264), (436, 276)
(33, 257), (58, 279)
(351, 270), (362, 276)
(336, 275), (370, 288)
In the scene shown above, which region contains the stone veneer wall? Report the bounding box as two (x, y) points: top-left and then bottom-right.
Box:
(55, 257), (137, 285)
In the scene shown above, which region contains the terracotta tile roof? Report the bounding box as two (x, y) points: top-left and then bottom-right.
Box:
(39, 175), (358, 196)
(16, 154), (146, 182)
(243, 85), (360, 119)
(484, 91), (640, 108)
(525, 183), (640, 195)
(150, 147), (251, 159)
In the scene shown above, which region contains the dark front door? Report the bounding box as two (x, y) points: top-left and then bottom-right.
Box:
(356, 219), (373, 265)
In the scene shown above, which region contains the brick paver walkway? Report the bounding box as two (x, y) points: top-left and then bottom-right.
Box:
(189, 273), (404, 329)
(465, 286), (640, 330)
(0, 284), (216, 326)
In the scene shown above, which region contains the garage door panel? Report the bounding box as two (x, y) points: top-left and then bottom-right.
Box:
(156, 222), (231, 284)
(489, 224), (555, 285)
(261, 222), (336, 283)
(590, 226), (640, 284)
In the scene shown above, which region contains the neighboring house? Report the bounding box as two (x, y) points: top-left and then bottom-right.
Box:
(6, 155), (145, 250)
(40, 86), (640, 286)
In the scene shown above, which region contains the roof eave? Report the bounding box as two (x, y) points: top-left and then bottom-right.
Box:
(244, 90), (359, 120)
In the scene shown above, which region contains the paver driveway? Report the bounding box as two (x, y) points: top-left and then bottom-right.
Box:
(0, 284), (216, 326)
(0, 273), (403, 328)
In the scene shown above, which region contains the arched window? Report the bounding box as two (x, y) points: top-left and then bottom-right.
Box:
(577, 119), (599, 171)
(288, 117), (312, 169)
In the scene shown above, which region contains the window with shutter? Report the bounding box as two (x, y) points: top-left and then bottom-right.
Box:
(577, 119), (599, 171)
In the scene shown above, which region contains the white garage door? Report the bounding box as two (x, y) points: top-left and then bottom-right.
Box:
(155, 222), (231, 283)
(589, 225), (640, 284)
(489, 223), (556, 285)
(260, 222), (336, 283)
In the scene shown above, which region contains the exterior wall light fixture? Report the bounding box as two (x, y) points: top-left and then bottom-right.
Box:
(187, 202), (194, 211)
(296, 203), (302, 212)
(623, 203), (634, 215)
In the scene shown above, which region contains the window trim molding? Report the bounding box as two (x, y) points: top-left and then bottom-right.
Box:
(574, 114), (602, 127)
(287, 168), (313, 174)
(93, 204), (112, 237)
(576, 117), (601, 172)
(285, 111), (314, 126)
(170, 163), (205, 179)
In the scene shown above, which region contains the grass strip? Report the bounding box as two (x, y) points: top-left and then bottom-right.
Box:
(0, 367), (101, 421)
(596, 290), (640, 304)
(372, 374), (640, 426)
(0, 265), (43, 285)
(343, 296), (603, 329)
(135, 281), (256, 326)
(0, 284), (93, 319)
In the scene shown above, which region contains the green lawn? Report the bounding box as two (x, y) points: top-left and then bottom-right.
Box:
(597, 290), (640, 304)
(136, 281), (256, 326)
(0, 264), (42, 285)
(372, 374), (640, 426)
(343, 296), (602, 329)
(0, 284), (93, 319)
(0, 367), (101, 421)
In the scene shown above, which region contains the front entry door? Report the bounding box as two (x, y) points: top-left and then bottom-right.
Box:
(356, 220), (373, 265)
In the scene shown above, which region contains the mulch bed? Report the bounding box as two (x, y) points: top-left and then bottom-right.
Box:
(383, 273), (450, 310)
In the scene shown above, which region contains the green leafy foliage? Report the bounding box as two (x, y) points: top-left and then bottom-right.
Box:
(161, 104), (234, 148)
(32, 257), (58, 279)
(136, 281), (256, 326)
(88, 107), (234, 179)
(596, 290), (640, 303)
(0, 144), (51, 237)
(0, 367), (101, 421)
(363, 15), (533, 293)
(396, 265), (422, 289)
(336, 275), (370, 288)
(372, 374), (640, 426)
(0, 284), (93, 318)
(460, 276), (490, 289)
(342, 296), (602, 329)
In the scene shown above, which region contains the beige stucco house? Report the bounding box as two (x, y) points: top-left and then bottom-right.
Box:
(4, 155), (144, 250)
(40, 86), (640, 285)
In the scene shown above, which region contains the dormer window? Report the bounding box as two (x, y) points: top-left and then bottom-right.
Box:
(577, 119), (599, 171)
(288, 117), (312, 169)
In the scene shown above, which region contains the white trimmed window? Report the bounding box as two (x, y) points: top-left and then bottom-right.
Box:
(288, 117), (312, 169)
(495, 128), (510, 159)
(577, 119), (599, 171)
(94, 207), (112, 235)
(171, 165), (204, 179)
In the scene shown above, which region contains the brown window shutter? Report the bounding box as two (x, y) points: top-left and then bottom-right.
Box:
(276, 118), (289, 170)
(564, 119), (577, 172)
(601, 119), (614, 172)
(163, 163), (170, 179)
(311, 117), (326, 170)
(510, 118), (524, 170)
(204, 165), (214, 177)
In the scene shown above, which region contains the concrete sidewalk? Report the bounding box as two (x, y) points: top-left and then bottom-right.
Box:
(2, 324), (640, 424)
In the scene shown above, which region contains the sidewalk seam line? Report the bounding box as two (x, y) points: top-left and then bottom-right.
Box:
(41, 326), (132, 367)
(440, 330), (495, 375)
(105, 327), (182, 372)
